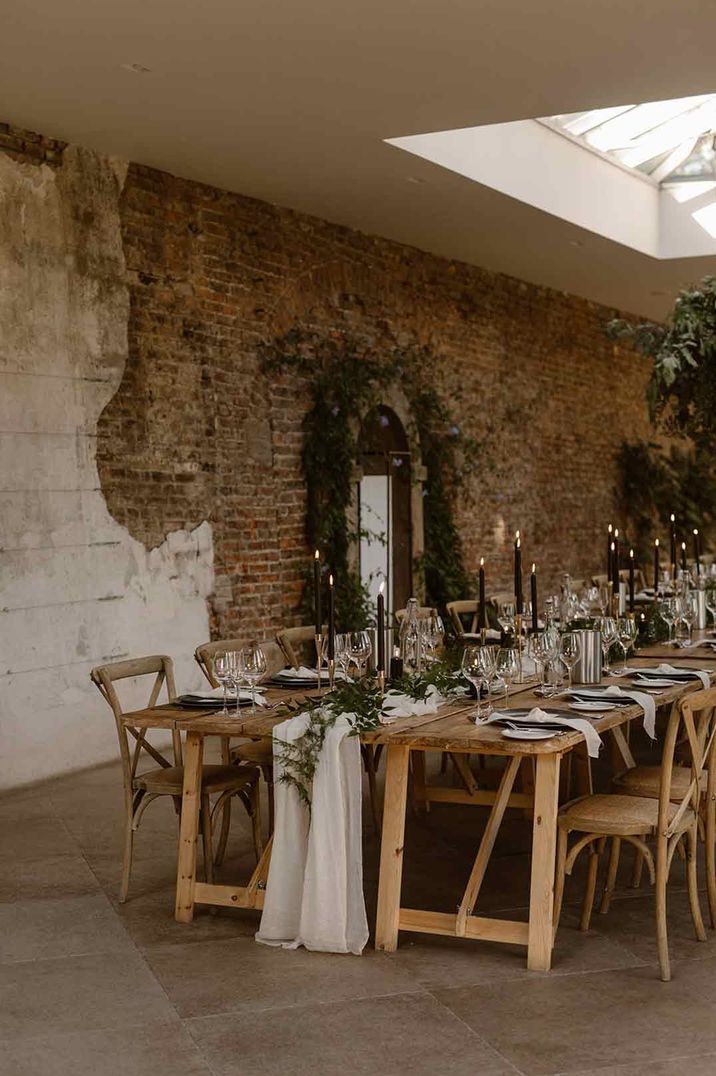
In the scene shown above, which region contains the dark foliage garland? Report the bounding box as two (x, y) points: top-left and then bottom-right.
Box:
(262, 328), (480, 629)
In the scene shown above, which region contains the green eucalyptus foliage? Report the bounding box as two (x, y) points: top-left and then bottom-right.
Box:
(607, 276), (716, 553)
(262, 329), (478, 628)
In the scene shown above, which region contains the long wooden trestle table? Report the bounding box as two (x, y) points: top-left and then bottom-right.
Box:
(121, 638), (716, 972)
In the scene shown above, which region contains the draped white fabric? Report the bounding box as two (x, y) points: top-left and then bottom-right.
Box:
(256, 711), (369, 955)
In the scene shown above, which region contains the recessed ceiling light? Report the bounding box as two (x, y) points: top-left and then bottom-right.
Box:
(121, 63), (152, 75)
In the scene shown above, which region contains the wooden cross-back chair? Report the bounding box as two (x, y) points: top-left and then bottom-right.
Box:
(91, 655), (261, 903)
(446, 600), (480, 637)
(195, 638), (284, 834)
(276, 625), (325, 670)
(394, 606), (436, 624)
(553, 688), (716, 980)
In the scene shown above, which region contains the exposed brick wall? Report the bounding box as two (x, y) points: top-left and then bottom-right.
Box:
(2, 124), (655, 643)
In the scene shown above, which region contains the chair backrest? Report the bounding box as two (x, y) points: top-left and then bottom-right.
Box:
(591, 573), (608, 587)
(658, 687), (716, 844)
(446, 599), (478, 636)
(90, 655), (180, 797)
(195, 637), (285, 686)
(394, 606), (436, 624)
(276, 625), (323, 669)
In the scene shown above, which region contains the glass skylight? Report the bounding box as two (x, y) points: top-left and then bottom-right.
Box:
(548, 94), (716, 194)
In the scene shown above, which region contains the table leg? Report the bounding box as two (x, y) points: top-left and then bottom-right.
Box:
(175, 731), (204, 923)
(375, 744), (410, 952)
(527, 752), (561, 971)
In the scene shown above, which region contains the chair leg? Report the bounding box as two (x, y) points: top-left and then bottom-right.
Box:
(599, 837), (621, 915)
(200, 794), (214, 885)
(655, 839), (670, 982)
(553, 827), (569, 932)
(119, 806), (135, 904)
(249, 779), (263, 862)
(261, 766), (275, 835)
(631, 848), (645, 889)
(214, 795), (231, 867)
(687, 823), (707, 943)
(705, 793), (716, 929)
(580, 838), (603, 932)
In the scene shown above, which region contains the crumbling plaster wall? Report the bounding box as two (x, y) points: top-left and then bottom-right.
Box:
(0, 144), (213, 790)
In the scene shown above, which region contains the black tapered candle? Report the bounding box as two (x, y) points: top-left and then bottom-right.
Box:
(514, 533), (523, 615)
(670, 513), (677, 575)
(313, 549), (322, 635)
(327, 574), (335, 660)
(629, 548), (635, 612)
(653, 538), (660, 591)
(681, 541), (688, 573)
(530, 564), (538, 634)
(377, 581), (385, 673)
(607, 523), (613, 577)
(611, 538), (619, 594)
(694, 528), (701, 575)
(478, 557), (487, 630)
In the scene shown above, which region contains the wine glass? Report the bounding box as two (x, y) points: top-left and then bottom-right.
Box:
(461, 646), (488, 721)
(706, 586), (716, 632)
(599, 616), (618, 675)
(228, 649), (243, 716)
(528, 632), (548, 692)
(497, 601), (516, 636)
(238, 643), (267, 712)
(559, 632), (581, 691)
(681, 593), (698, 645)
(659, 598), (678, 643)
(335, 633), (350, 679)
(347, 631), (372, 679)
(616, 617), (637, 674)
(495, 647), (520, 702)
(213, 651), (233, 716)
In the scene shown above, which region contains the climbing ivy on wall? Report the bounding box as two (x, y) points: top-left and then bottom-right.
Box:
(262, 329), (480, 629)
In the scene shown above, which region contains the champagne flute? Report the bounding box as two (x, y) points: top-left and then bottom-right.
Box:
(238, 643), (267, 712)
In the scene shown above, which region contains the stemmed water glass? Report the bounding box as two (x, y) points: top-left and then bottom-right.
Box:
(497, 601), (516, 636)
(461, 646), (489, 721)
(616, 617), (637, 674)
(420, 615), (445, 664)
(599, 616), (618, 675)
(335, 633), (350, 680)
(238, 643), (267, 712)
(347, 631), (372, 679)
(528, 632), (548, 692)
(496, 647), (520, 702)
(680, 593), (698, 645)
(214, 651), (233, 716)
(660, 598), (678, 643)
(559, 632), (581, 691)
(706, 586), (716, 632)
(228, 649), (244, 715)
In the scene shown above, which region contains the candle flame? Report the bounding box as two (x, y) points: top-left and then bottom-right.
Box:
(531, 562), (536, 573)
(516, 537), (521, 549)
(611, 541), (615, 552)
(655, 537), (660, 547)
(515, 529), (520, 540)
(329, 574), (334, 586)
(614, 527), (619, 539)
(630, 548), (634, 557)
(694, 528), (699, 536)
(608, 523), (613, 533)
(314, 549), (320, 560)
(378, 579), (385, 595)
(670, 513), (675, 523)
(681, 541), (686, 550)
(480, 556), (484, 567)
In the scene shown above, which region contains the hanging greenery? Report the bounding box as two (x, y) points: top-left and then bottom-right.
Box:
(262, 328), (480, 629)
(607, 276), (716, 554)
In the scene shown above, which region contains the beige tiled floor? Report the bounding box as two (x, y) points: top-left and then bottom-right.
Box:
(2, 747), (715, 1076)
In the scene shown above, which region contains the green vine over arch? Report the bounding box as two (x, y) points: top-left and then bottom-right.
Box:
(262, 328), (480, 629)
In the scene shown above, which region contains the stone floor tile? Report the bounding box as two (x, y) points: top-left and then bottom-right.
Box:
(144, 935), (425, 1018)
(187, 991), (518, 1076)
(0, 892), (134, 962)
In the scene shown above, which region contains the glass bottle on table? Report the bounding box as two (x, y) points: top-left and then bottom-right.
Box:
(399, 597), (423, 674)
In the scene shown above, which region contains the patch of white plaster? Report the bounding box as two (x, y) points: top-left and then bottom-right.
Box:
(0, 145), (214, 790)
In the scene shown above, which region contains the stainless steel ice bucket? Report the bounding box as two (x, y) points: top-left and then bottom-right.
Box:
(693, 589), (708, 631)
(572, 629), (603, 685)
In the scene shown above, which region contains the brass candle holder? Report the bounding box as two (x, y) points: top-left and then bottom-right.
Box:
(515, 612), (524, 684)
(327, 658), (336, 692)
(314, 632), (325, 694)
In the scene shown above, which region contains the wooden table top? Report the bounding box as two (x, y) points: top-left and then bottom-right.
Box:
(121, 641), (716, 758)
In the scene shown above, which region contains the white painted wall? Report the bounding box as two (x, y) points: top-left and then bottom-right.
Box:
(0, 146), (213, 790)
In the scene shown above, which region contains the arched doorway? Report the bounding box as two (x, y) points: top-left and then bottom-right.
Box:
(356, 405), (415, 616)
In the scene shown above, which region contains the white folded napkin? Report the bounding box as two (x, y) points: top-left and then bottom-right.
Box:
(380, 684), (446, 723)
(274, 665), (348, 682)
(463, 629), (502, 642)
(654, 663), (711, 689)
(603, 685), (656, 739)
(482, 707), (603, 757)
(191, 686), (267, 706)
(257, 711), (368, 955)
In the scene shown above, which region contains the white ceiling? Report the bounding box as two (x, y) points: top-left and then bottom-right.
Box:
(3, 0), (716, 318)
